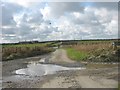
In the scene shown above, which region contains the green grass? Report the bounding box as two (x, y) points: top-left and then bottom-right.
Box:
(66, 48), (88, 61)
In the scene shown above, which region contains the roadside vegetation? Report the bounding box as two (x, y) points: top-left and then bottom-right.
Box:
(2, 43), (55, 61)
(2, 40), (120, 62)
(66, 48), (88, 61)
(65, 41), (120, 62)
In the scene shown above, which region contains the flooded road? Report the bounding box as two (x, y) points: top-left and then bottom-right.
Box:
(2, 51), (84, 88)
(15, 63), (85, 77)
(3, 58), (85, 83)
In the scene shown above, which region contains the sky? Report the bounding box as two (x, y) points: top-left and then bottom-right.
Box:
(0, 0), (119, 43)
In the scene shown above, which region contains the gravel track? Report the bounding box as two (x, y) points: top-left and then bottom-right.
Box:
(2, 49), (119, 88)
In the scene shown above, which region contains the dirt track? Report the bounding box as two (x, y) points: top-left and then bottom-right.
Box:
(49, 49), (75, 63)
(40, 67), (118, 88)
(2, 49), (119, 88)
(41, 49), (118, 88)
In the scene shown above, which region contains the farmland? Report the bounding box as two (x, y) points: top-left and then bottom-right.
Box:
(64, 39), (120, 62)
(2, 39), (119, 88)
(2, 39), (120, 62)
(2, 42), (56, 61)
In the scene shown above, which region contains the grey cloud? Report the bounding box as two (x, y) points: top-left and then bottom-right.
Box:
(92, 2), (118, 10)
(70, 11), (100, 26)
(18, 24), (32, 36)
(17, 12), (43, 25)
(1, 2), (118, 43)
(47, 2), (84, 18)
(2, 2), (23, 26)
(2, 27), (17, 35)
(15, 21), (58, 41)
(27, 11), (43, 24)
(72, 15), (100, 26)
(80, 2), (118, 10)
(47, 2), (117, 18)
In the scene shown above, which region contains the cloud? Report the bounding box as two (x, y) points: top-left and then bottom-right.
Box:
(1, 2), (23, 26)
(41, 2), (84, 19)
(1, 1), (118, 43)
(91, 2), (118, 10)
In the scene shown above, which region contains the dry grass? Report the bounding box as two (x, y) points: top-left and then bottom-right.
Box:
(2, 46), (54, 61)
(73, 43), (112, 53)
(65, 42), (119, 62)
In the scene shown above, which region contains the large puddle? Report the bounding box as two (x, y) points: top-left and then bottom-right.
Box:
(3, 60), (85, 88)
(15, 63), (85, 77)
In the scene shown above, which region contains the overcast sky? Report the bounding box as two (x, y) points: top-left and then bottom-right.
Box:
(1, 0), (118, 43)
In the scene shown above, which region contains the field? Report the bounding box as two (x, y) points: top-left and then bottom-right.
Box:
(2, 39), (120, 62)
(64, 40), (120, 62)
(2, 42), (55, 61)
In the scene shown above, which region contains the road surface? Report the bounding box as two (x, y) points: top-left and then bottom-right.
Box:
(2, 49), (118, 88)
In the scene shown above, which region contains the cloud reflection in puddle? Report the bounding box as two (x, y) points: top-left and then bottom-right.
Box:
(15, 63), (85, 77)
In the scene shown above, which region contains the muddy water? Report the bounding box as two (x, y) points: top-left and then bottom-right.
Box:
(3, 58), (85, 88)
(15, 63), (85, 77)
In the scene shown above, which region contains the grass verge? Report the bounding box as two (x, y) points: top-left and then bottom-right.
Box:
(66, 48), (88, 61)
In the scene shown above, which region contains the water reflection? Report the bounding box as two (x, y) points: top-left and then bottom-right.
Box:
(15, 63), (85, 77)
